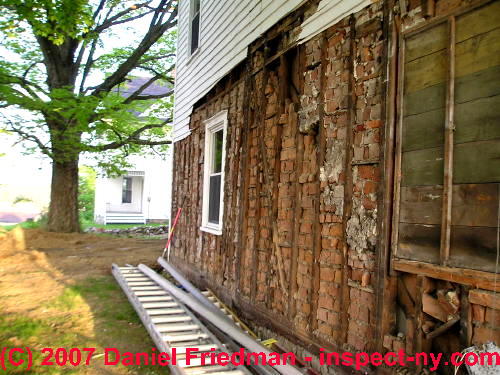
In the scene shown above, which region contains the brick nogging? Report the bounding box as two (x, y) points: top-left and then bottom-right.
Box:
(170, 0), (500, 372)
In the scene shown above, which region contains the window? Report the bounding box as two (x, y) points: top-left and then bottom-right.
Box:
(122, 177), (132, 203)
(392, 1), (500, 273)
(201, 111), (227, 235)
(190, 0), (201, 54)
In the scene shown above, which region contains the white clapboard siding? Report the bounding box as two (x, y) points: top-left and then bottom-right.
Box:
(173, 0), (370, 142)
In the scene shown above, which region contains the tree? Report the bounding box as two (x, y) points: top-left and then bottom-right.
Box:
(0, 0), (177, 232)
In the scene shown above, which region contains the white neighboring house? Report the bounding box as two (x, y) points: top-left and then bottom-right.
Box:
(94, 77), (173, 225)
(94, 153), (172, 225)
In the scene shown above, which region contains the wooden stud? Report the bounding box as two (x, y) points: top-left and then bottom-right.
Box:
(439, 16), (455, 265)
(288, 45), (305, 323)
(390, 31), (406, 266)
(375, 0), (398, 354)
(339, 15), (356, 346)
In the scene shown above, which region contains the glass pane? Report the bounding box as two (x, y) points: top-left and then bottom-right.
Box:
(212, 129), (223, 173)
(208, 175), (221, 224)
(448, 1), (500, 272)
(191, 13), (200, 52)
(193, 0), (200, 14)
(397, 23), (447, 264)
(122, 177), (132, 203)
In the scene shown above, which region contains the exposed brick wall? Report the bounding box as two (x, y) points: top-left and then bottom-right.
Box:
(171, 0), (500, 372)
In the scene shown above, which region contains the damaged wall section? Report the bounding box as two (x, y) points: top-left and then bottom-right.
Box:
(171, 0), (500, 373)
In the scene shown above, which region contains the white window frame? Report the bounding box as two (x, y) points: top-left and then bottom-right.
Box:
(189, 0), (201, 56)
(200, 110), (227, 235)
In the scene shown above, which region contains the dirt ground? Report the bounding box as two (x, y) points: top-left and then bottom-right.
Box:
(0, 227), (170, 374)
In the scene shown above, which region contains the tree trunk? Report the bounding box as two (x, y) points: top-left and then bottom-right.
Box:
(47, 157), (80, 232)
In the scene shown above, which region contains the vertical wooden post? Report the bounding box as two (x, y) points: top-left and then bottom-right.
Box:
(415, 275), (424, 373)
(340, 15), (356, 346)
(390, 31), (406, 268)
(375, 0), (399, 354)
(440, 17), (455, 265)
(250, 45), (270, 304)
(310, 32), (328, 333)
(288, 45), (306, 322)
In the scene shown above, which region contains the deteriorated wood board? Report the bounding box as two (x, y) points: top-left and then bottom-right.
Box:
(455, 26), (500, 78)
(423, 293), (451, 322)
(393, 259), (500, 292)
(401, 147), (444, 187)
(404, 49), (447, 93)
(400, 184), (499, 227)
(397, 223), (441, 264)
(402, 107), (445, 152)
(455, 1), (500, 43)
(404, 82), (446, 116)
(453, 140), (500, 183)
(405, 22), (447, 63)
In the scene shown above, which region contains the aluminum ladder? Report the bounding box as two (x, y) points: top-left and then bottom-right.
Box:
(112, 264), (251, 375)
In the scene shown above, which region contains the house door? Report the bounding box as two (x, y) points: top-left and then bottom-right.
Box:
(107, 176), (143, 213)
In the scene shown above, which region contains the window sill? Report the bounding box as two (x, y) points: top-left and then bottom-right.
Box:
(186, 47), (201, 65)
(200, 225), (222, 236)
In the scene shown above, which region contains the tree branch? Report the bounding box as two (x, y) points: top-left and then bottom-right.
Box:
(87, 120), (171, 152)
(93, 2), (154, 33)
(123, 75), (161, 104)
(2, 116), (52, 157)
(91, 0), (177, 97)
(139, 53), (175, 64)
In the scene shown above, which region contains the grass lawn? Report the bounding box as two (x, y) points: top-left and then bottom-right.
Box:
(0, 228), (169, 374)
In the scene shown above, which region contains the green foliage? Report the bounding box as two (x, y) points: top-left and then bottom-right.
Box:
(12, 195), (33, 204)
(0, 0), (177, 175)
(78, 165), (96, 223)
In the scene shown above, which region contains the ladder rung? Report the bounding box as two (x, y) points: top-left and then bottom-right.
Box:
(151, 315), (192, 324)
(143, 301), (178, 309)
(146, 308), (185, 315)
(134, 290), (168, 296)
(164, 333), (209, 342)
(172, 344), (218, 354)
(128, 281), (157, 286)
(156, 323), (200, 333)
(137, 296), (173, 302)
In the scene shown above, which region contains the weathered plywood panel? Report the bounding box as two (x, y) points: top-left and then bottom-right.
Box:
(456, 1), (500, 43)
(397, 223), (441, 264)
(453, 140), (500, 183)
(406, 22), (447, 62)
(451, 183), (499, 227)
(455, 26), (500, 78)
(404, 83), (446, 116)
(449, 225), (498, 273)
(455, 95), (500, 144)
(402, 147), (444, 186)
(400, 186), (443, 225)
(405, 49), (447, 94)
(403, 108), (445, 151)
(455, 65), (500, 104)
(400, 184), (499, 227)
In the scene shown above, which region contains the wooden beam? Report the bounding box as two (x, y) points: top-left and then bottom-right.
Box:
(393, 259), (500, 292)
(310, 32), (328, 333)
(425, 315), (460, 340)
(339, 15), (356, 346)
(375, 0), (398, 354)
(439, 16), (455, 265)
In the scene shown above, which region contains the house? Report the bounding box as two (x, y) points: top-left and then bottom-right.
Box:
(93, 154), (172, 224)
(170, 0), (500, 372)
(93, 78), (173, 225)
